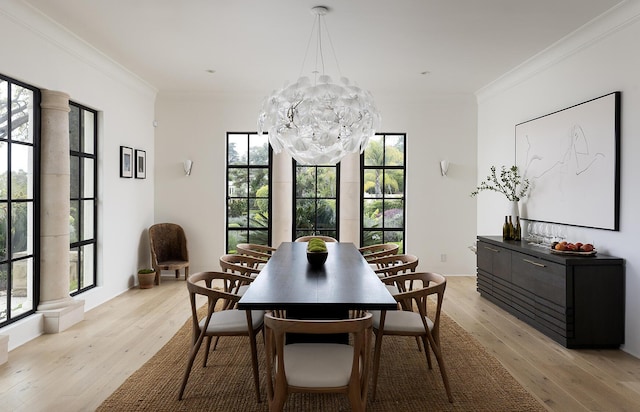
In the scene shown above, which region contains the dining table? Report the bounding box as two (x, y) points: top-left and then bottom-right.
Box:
(237, 241), (397, 343)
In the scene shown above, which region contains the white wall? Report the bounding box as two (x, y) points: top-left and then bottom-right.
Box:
(1, 1), (157, 349)
(154, 91), (478, 275)
(476, 2), (640, 357)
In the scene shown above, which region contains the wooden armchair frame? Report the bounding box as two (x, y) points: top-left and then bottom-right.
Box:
(264, 311), (373, 411)
(358, 243), (399, 261)
(219, 254), (263, 278)
(178, 271), (263, 402)
(373, 272), (453, 403)
(236, 243), (276, 261)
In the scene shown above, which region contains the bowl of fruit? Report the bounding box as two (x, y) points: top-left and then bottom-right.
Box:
(550, 241), (596, 255)
(306, 238), (329, 267)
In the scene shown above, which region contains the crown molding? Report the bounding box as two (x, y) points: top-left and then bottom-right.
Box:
(1, 0), (157, 98)
(475, 1), (640, 104)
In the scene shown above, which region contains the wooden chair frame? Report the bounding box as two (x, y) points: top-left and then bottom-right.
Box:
(178, 271), (263, 402)
(370, 254), (419, 285)
(236, 243), (276, 261)
(264, 311), (373, 412)
(219, 254), (263, 278)
(372, 272), (453, 403)
(358, 243), (399, 261)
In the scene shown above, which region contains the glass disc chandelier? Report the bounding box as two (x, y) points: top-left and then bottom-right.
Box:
(257, 6), (381, 165)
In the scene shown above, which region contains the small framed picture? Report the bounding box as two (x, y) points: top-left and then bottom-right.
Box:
(135, 149), (146, 179)
(120, 146), (133, 178)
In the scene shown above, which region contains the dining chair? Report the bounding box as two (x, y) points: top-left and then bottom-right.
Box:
(148, 223), (189, 285)
(264, 310), (373, 412)
(236, 243), (276, 261)
(219, 254), (263, 279)
(178, 271), (264, 402)
(219, 254), (264, 305)
(294, 235), (338, 243)
(369, 253), (418, 273)
(369, 254), (419, 297)
(371, 272), (453, 403)
(358, 243), (399, 261)
(370, 254), (419, 280)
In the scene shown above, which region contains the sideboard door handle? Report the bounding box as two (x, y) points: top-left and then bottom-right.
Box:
(523, 258), (546, 268)
(484, 247), (500, 253)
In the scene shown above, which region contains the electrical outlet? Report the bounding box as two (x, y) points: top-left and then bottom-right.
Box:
(440, 254), (447, 262)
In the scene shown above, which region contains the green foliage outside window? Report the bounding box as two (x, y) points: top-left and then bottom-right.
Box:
(226, 133), (271, 252)
(361, 134), (406, 252)
(294, 165), (338, 239)
(0, 170), (29, 259)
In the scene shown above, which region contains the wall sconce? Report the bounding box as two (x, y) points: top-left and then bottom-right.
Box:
(440, 160), (450, 176)
(183, 160), (193, 176)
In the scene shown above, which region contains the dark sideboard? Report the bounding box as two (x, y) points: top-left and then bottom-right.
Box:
(476, 236), (624, 348)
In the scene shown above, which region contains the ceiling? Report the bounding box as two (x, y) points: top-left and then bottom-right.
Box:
(21, 0), (623, 97)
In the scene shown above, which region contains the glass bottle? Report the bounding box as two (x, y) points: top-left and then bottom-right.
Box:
(508, 216), (515, 240)
(502, 216), (510, 240)
(514, 217), (521, 241)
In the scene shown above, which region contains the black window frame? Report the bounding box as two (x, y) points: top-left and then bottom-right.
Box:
(292, 161), (340, 241)
(69, 101), (98, 296)
(225, 132), (273, 252)
(360, 132), (406, 251)
(0, 73), (40, 327)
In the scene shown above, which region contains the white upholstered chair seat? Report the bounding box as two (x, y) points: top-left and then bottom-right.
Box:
(264, 311), (372, 410)
(280, 343), (355, 387)
(372, 309), (434, 333)
(199, 309), (264, 333)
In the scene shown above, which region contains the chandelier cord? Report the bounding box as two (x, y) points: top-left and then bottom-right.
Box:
(315, 13), (325, 79)
(321, 15), (342, 79)
(298, 18), (317, 80)
(298, 10), (342, 84)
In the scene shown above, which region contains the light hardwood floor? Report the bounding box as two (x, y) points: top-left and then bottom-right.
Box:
(1, 276), (640, 411)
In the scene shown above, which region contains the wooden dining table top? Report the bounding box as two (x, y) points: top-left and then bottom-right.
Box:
(237, 242), (397, 311)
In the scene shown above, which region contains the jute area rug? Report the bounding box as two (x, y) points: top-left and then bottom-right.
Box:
(97, 308), (545, 412)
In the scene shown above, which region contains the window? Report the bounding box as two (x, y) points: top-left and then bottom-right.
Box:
(226, 132), (272, 252)
(361, 133), (406, 251)
(0, 74), (39, 326)
(293, 163), (339, 240)
(69, 102), (97, 295)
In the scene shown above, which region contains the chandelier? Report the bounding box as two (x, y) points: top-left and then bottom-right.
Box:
(257, 6), (381, 165)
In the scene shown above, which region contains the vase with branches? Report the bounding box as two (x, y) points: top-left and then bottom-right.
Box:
(472, 165), (529, 240)
(471, 165), (529, 202)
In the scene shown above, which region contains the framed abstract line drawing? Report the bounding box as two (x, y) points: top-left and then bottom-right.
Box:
(120, 146), (133, 178)
(135, 149), (146, 179)
(515, 91), (620, 230)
